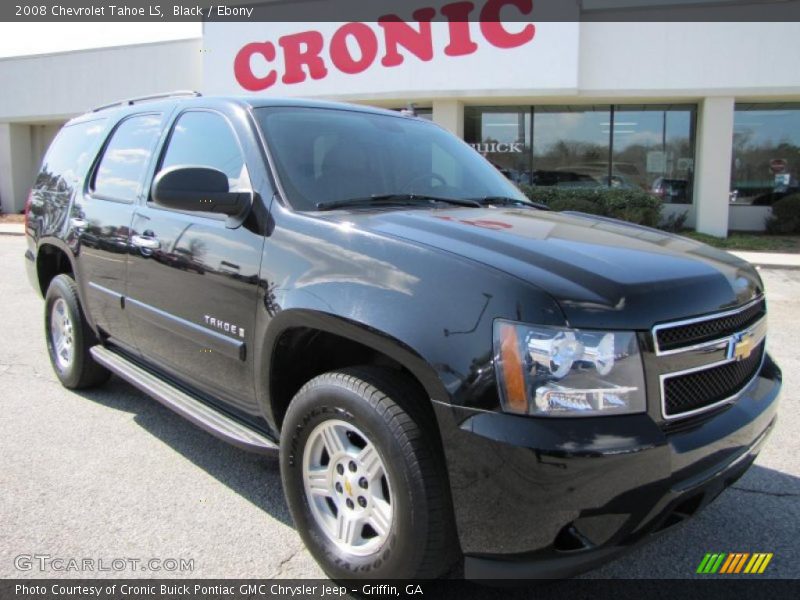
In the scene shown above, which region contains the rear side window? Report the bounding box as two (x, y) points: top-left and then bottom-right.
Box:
(36, 119), (107, 192)
(157, 111), (250, 193)
(93, 114), (161, 202)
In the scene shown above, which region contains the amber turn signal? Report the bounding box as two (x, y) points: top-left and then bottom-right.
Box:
(498, 323), (527, 414)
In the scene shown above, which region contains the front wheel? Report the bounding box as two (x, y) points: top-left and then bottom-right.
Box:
(280, 367), (458, 579)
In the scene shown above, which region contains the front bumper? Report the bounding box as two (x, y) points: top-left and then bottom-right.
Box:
(433, 354), (781, 579)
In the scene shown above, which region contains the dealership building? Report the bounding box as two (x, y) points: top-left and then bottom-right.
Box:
(1, 13), (800, 236)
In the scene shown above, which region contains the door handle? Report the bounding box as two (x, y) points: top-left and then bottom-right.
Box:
(70, 218), (88, 229)
(131, 234), (160, 250)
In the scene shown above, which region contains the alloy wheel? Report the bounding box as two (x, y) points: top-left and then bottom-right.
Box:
(302, 419), (394, 556)
(50, 298), (74, 371)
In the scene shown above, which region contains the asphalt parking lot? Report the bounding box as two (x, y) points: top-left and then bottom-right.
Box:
(1, 234), (798, 581)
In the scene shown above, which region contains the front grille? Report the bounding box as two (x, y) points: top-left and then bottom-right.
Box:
(656, 298), (766, 352)
(662, 341), (765, 417)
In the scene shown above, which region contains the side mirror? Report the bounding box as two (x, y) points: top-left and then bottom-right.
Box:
(151, 166), (250, 217)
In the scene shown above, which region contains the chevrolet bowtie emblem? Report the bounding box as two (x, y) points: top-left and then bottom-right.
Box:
(729, 332), (755, 361)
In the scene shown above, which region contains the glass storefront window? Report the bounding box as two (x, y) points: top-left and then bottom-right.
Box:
(731, 103), (800, 206)
(532, 106), (611, 189)
(464, 107), (531, 185)
(464, 104), (697, 204)
(612, 105), (695, 204)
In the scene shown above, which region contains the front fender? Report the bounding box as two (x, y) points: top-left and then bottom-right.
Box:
(253, 207), (568, 430)
(255, 308), (448, 430)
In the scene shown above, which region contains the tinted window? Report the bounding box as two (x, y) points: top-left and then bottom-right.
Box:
(256, 107), (526, 211)
(93, 114), (161, 202)
(159, 111), (250, 192)
(731, 103), (800, 206)
(532, 106), (612, 190)
(612, 106), (695, 204)
(464, 105), (697, 203)
(36, 119), (107, 193)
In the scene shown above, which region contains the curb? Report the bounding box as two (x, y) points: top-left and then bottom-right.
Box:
(750, 263), (800, 271)
(0, 222), (25, 237)
(730, 252), (800, 271)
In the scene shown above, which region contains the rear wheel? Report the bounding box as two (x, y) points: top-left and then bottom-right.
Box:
(44, 274), (110, 389)
(280, 367), (458, 579)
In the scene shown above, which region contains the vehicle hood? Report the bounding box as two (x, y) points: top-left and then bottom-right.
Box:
(318, 207), (763, 329)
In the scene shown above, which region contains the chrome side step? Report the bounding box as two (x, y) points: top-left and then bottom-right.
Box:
(90, 346), (279, 455)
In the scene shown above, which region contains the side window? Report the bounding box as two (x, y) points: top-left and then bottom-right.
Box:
(158, 111), (250, 193)
(36, 119), (107, 193)
(93, 114), (161, 202)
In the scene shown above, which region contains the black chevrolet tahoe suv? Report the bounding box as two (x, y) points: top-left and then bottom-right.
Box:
(25, 92), (781, 580)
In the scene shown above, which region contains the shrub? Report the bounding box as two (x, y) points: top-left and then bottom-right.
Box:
(660, 210), (689, 233)
(518, 185), (663, 228)
(603, 189), (662, 227)
(547, 197), (600, 214)
(765, 193), (800, 234)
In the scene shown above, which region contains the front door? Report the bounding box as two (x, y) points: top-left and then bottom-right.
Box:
(125, 108), (266, 415)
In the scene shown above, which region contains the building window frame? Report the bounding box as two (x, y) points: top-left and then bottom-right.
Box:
(464, 103), (698, 204)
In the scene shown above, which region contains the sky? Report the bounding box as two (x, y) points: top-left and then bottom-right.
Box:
(0, 23), (202, 58)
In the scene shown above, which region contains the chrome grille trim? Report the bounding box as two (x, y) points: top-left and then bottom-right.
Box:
(652, 295), (765, 356)
(659, 349), (766, 421)
(658, 315), (768, 420)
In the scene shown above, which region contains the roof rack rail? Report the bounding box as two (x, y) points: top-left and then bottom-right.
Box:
(92, 90), (202, 112)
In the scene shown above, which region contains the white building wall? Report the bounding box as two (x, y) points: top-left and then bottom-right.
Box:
(0, 124), (33, 213)
(431, 100), (464, 137)
(0, 38), (202, 212)
(0, 38), (202, 122)
(578, 22), (800, 96)
(694, 97), (736, 237)
(729, 206), (773, 232)
(30, 124), (62, 165)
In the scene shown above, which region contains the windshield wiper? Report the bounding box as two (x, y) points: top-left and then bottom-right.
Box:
(471, 196), (550, 211)
(316, 194), (482, 211)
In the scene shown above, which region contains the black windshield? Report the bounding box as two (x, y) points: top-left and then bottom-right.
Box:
(255, 106), (530, 211)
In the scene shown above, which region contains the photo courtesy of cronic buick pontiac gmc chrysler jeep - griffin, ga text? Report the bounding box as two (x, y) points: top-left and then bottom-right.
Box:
(24, 92), (781, 580)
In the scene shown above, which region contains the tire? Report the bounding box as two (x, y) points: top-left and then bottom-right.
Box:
(280, 366), (458, 580)
(44, 274), (111, 389)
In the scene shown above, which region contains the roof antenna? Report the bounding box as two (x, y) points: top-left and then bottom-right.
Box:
(400, 102), (417, 117)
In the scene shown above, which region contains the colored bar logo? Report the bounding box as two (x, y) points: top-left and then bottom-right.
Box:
(697, 553), (773, 574)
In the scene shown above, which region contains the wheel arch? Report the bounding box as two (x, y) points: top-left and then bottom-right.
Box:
(35, 238), (77, 297)
(257, 309), (450, 433)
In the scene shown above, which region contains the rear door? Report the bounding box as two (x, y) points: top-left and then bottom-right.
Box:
(70, 112), (165, 352)
(125, 107), (267, 415)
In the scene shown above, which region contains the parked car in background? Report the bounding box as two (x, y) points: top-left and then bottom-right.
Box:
(652, 177), (690, 204)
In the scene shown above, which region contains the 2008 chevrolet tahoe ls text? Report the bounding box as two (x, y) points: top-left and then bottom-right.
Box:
(24, 93), (781, 580)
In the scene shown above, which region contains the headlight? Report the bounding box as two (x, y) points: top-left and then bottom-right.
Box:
(493, 320), (646, 417)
